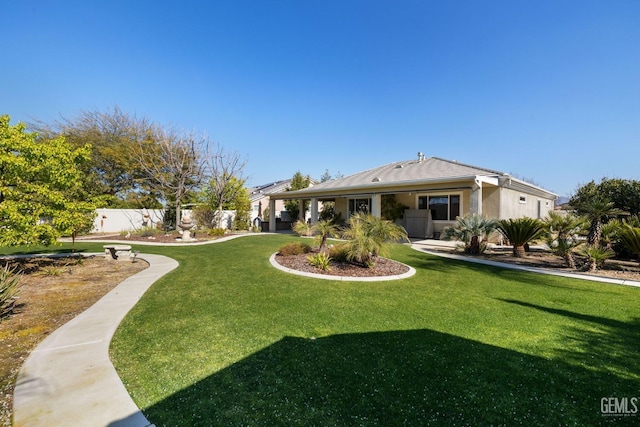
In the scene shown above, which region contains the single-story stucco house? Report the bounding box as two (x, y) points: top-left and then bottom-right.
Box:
(267, 154), (557, 238)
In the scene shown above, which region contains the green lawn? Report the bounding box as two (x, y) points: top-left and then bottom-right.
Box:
(23, 235), (640, 425)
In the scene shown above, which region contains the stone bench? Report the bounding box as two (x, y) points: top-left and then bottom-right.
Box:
(103, 245), (134, 262)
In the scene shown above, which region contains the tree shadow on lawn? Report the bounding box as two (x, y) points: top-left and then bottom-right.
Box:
(113, 328), (639, 426)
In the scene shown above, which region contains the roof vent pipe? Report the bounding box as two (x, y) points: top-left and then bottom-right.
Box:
(417, 152), (425, 162)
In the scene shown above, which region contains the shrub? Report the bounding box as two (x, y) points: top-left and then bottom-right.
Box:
(328, 243), (350, 263)
(618, 225), (640, 266)
(139, 226), (162, 238)
(497, 218), (545, 258)
(278, 242), (312, 256)
(207, 228), (227, 237)
(341, 213), (408, 267)
(292, 220), (312, 237)
(307, 252), (332, 271)
(580, 245), (615, 272)
(1, 264), (22, 320)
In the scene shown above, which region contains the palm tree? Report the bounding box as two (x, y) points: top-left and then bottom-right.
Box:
(497, 217), (544, 258)
(618, 225), (640, 266)
(312, 220), (340, 253)
(573, 197), (626, 247)
(580, 245), (615, 272)
(341, 213), (408, 267)
(442, 214), (498, 254)
(543, 211), (586, 269)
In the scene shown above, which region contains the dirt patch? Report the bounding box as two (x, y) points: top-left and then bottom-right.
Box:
(275, 253), (410, 277)
(0, 255), (148, 427)
(78, 232), (232, 244)
(443, 247), (640, 283)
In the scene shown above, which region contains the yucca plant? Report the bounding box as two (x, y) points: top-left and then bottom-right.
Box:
(618, 225), (640, 266)
(442, 214), (498, 254)
(497, 217), (545, 258)
(580, 245), (615, 272)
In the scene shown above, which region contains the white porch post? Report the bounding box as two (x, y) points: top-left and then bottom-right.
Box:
(470, 182), (482, 215)
(371, 194), (382, 218)
(269, 198), (276, 232)
(298, 199), (305, 222)
(310, 198), (319, 225)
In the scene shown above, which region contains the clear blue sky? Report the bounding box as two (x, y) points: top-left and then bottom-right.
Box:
(2, 1), (639, 198)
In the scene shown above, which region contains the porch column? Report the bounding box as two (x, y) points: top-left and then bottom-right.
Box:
(371, 194), (382, 218)
(298, 199), (305, 222)
(470, 183), (482, 215)
(310, 198), (319, 225)
(269, 198), (276, 232)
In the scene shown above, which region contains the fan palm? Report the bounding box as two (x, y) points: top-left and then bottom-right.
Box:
(442, 214), (498, 254)
(573, 197), (626, 247)
(543, 211), (586, 269)
(497, 217), (544, 258)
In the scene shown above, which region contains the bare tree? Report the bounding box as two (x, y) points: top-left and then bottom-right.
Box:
(204, 145), (247, 228)
(131, 127), (207, 228)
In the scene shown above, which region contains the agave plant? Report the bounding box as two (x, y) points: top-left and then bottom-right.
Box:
(618, 225), (640, 266)
(543, 211), (586, 269)
(442, 214), (498, 254)
(497, 217), (544, 258)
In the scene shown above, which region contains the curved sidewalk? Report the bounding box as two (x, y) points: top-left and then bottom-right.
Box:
(13, 253), (178, 427)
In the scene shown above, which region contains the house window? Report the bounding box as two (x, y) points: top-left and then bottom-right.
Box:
(519, 195), (527, 204)
(349, 198), (370, 216)
(418, 194), (460, 220)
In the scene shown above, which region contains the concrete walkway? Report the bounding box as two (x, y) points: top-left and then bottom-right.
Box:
(13, 254), (178, 427)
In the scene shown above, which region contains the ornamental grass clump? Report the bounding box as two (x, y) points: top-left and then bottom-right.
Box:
(307, 252), (332, 271)
(278, 241), (312, 256)
(0, 264), (22, 320)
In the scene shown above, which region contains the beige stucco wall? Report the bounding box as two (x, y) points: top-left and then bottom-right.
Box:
(499, 187), (554, 219)
(482, 186), (501, 219)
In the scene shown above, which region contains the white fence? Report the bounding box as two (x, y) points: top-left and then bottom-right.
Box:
(92, 208), (236, 234)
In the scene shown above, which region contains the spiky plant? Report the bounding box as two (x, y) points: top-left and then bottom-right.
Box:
(580, 245), (615, 272)
(618, 225), (640, 266)
(543, 211), (586, 269)
(497, 217), (544, 258)
(0, 264), (22, 320)
(292, 220), (312, 237)
(442, 214), (498, 254)
(341, 213), (408, 268)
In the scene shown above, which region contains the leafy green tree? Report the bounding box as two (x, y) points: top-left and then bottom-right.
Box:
(0, 115), (93, 246)
(31, 106), (158, 207)
(341, 213), (408, 267)
(543, 211), (586, 269)
(497, 218), (544, 258)
(285, 171), (311, 221)
(442, 214), (498, 254)
(232, 186), (251, 230)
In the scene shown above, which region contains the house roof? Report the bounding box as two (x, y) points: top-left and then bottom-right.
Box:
(271, 156), (557, 199)
(248, 180), (292, 202)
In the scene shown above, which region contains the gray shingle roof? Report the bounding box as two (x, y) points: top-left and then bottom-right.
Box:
(309, 156), (504, 190)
